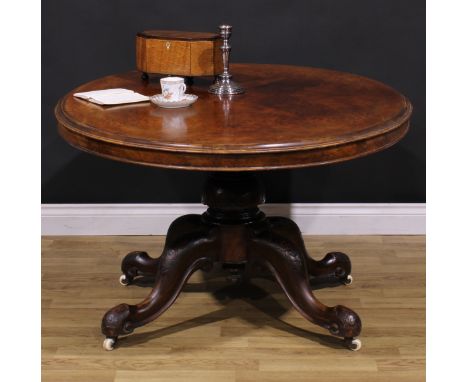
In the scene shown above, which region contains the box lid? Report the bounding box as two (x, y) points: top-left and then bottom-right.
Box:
(137, 30), (220, 41)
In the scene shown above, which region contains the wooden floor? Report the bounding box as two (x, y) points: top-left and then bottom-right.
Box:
(42, 235), (425, 382)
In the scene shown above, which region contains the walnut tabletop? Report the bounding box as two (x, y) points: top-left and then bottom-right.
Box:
(56, 63), (412, 171)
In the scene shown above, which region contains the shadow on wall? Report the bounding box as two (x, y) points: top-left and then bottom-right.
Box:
(42, 141), (423, 204)
(42, 152), (206, 203)
(261, 142), (423, 203)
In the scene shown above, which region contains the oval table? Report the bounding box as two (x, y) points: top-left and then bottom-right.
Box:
(55, 64), (412, 351)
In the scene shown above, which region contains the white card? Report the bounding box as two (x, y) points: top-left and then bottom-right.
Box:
(73, 88), (150, 105)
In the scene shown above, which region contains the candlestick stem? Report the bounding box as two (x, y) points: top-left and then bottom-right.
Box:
(209, 25), (244, 95)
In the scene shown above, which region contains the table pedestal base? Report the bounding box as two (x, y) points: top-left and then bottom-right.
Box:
(101, 173), (362, 351)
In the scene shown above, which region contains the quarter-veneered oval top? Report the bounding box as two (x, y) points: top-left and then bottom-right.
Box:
(56, 64), (412, 171)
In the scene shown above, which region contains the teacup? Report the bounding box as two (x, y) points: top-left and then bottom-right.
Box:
(160, 77), (186, 101)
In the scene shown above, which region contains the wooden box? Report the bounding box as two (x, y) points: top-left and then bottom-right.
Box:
(136, 30), (223, 77)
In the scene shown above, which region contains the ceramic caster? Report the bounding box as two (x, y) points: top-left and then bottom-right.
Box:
(103, 337), (116, 351)
(344, 275), (353, 285)
(346, 338), (361, 351)
(119, 274), (130, 286)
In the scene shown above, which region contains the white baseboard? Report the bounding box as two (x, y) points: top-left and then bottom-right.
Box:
(41, 203), (425, 236)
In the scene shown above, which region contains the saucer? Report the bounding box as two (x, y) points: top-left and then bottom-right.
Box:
(150, 94), (198, 109)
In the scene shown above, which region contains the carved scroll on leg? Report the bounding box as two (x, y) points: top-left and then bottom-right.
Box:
(306, 252), (352, 286)
(120, 251), (160, 284)
(102, 215), (218, 344)
(249, 217), (361, 340)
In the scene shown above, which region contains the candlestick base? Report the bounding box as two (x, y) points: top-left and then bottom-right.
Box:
(209, 76), (245, 95)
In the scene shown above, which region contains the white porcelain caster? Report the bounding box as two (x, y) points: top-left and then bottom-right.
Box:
(119, 274), (129, 286)
(346, 338), (361, 351)
(103, 337), (116, 351)
(344, 274), (353, 285)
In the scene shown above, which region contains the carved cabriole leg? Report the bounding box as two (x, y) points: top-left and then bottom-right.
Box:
(264, 216), (352, 286)
(101, 172), (362, 351)
(249, 216), (362, 341)
(101, 214), (218, 349)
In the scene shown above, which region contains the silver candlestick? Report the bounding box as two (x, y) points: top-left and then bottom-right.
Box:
(209, 25), (245, 95)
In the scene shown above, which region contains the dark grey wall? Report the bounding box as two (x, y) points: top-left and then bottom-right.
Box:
(42, 0), (425, 203)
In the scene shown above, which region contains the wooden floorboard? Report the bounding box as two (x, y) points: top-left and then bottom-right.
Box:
(42, 235), (425, 382)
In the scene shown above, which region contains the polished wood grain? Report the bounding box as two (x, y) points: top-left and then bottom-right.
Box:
(137, 37), (190, 76)
(189, 39), (223, 76)
(55, 64), (412, 171)
(42, 235), (425, 382)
